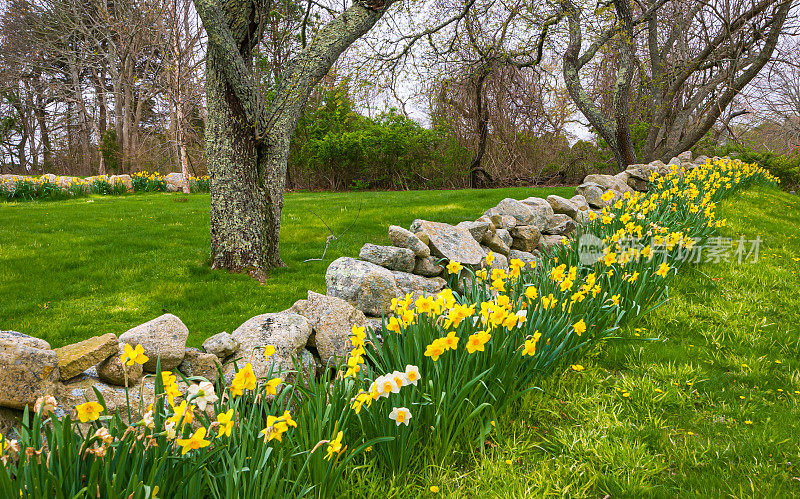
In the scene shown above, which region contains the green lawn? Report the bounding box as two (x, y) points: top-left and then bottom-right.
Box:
(347, 185), (800, 497)
(0, 186), (573, 348)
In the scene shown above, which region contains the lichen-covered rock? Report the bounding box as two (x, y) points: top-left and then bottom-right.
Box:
(297, 291), (369, 366)
(496, 228), (513, 247)
(543, 214), (577, 236)
(0, 407), (21, 437)
(0, 338), (59, 409)
(489, 214), (517, 231)
(575, 182), (607, 208)
(178, 348), (222, 381)
(547, 195), (579, 218)
(54, 333), (118, 380)
(413, 256), (444, 277)
(0, 331), (50, 350)
(677, 150), (692, 162)
(409, 220), (484, 265)
(539, 234), (567, 253)
(486, 198), (549, 229)
(388, 225), (430, 258)
(202, 332), (239, 359)
(480, 246), (508, 269)
(165, 172), (187, 192)
(392, 271), (447, 299)
(119, 314), (189, 372)
(326, 257), (399, 316)
(520, 197), (555, 230)
(109, 174), (134, 192)
(509, 249), (537, 265)
(359, 243), (415, 272)
(584, 174), (634, 195)
(484, 232), (510, 256)
(230, 311), (313, 379)
(54, 372), (166, 423)
(456, 221), (491, 243)
(510, 225), (541, 253)
(97, 343), (143, 387)
(570, 194), (590, 212)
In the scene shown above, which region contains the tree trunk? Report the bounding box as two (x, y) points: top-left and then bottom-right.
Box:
(195, 0), (391, 278)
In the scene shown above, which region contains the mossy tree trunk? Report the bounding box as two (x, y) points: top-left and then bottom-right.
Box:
(195, 0), (391, 280)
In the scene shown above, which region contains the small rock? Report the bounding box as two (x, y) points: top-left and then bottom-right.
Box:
(489, 214), (517, 231)
(570, 194), (590, 212)
(677, 150), (692, 162)
(410, 220), (484, 265)
(0, 331), (51, 350)
(119, 314), (189, 372)
(359, 243), (416, 272)
(539, 234), (567, 253)
(485, 233), (511, 256)
(54, 333), (118, 381)
(297, 291), (369, 366)
(202, 332), (239, 359)
(178, 348), (222, 381)
(456, 221), (491, 243)
(543, 214), (577, 236)
(475, 215), (496, 233)
(0, 338), (59, 409)
(414, 231), (430, 246)
(584, 174), (633, 194)
(510, 225), (541, 253)
(388, 225), (430, 258)
(414, 256), (444, 277)
(520, 197), (555, 230)
(575, 182), (607, 208)
(486, 198), (549, 229)
(97, 343), (143, 387)
(547, 195), (579, 218)
(231, 311), (313, 379)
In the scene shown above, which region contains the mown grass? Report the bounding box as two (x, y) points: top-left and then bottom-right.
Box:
(345, 184), (800, 497)
(0, 186), (573, 348)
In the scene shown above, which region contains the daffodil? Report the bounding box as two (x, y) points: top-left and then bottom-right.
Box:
(263, 345), (276, 360)
(389, 407), (412, 426)
(404, 365), (421, 386)
(176, 427), (210, 455)
(216, 409), (234, 438)
(656, 262), (670, 277)
(324, 431), (345, 460)
(521, 331), (541, 356)
(446, 261), (463, 274)
(573, 319), (587, 336)
(76, 401), (104, 423)
(187, 381), (218, 411)
(120, 343), (149, 366)
(264, 377), (282, 396)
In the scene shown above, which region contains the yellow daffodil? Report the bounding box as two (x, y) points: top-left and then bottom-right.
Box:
(76, 401), (104, 423)
(176, 427), (210, 455)
(573, 319), (587, 336)
(324, 431), (345, 460)
(216, 409), (234, 438)
(120, 343), (149, 366)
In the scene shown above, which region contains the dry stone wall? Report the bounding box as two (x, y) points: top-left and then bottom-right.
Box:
(0, 151), (714, 431)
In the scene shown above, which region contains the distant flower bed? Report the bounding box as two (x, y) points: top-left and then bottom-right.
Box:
(0, 172), (210, 202)
(0, 158), (777, 495)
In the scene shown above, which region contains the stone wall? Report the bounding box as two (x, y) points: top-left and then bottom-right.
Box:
(0, 151), (712, 431)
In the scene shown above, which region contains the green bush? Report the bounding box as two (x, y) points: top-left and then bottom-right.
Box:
(289, 86), (470, 191)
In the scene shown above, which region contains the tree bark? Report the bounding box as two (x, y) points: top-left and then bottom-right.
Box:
(196, 0), (391, 278)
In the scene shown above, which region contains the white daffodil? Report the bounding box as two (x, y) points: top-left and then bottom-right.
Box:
(164, 421), (177, 440)
(377, 375), (400, 398)
(389, 407), (412, 426)
(404, 365), (421, 386)
(187, 381), (219, 411)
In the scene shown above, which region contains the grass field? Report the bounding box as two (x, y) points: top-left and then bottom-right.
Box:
(347, 184), (800, 496)
(0, 186), (573, 348)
